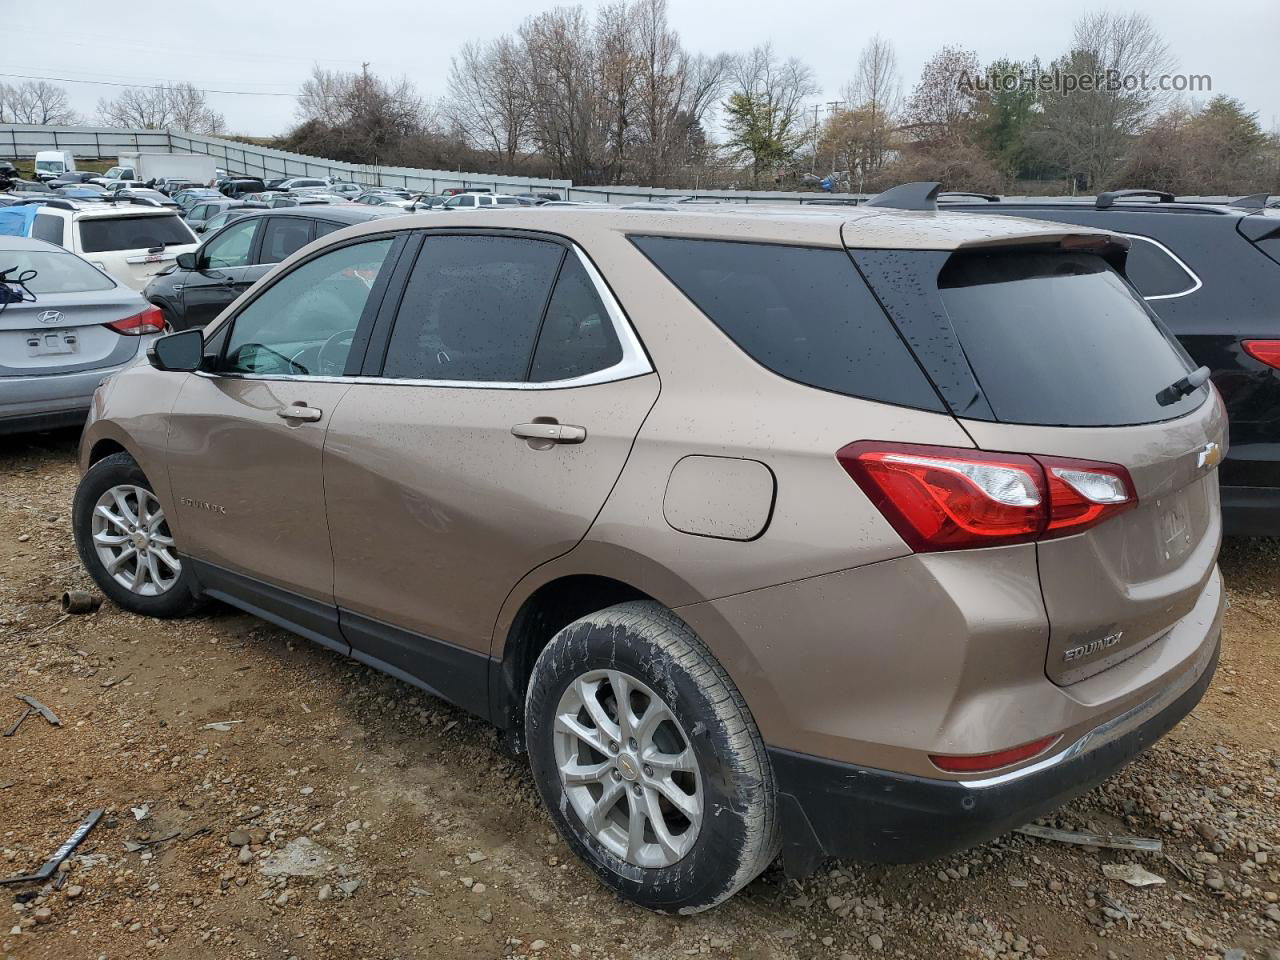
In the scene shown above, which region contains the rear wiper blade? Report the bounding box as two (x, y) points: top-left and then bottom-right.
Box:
(1156, 365), (1211, 406)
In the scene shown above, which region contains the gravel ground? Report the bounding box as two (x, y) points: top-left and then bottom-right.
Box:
(1, 429), (1277, 960)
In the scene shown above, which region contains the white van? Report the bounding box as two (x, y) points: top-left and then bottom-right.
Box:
(33, 150), (76, 182)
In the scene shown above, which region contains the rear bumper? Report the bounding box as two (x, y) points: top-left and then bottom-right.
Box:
(769, 633), (1219, 876)
(0, 348), (143, 437)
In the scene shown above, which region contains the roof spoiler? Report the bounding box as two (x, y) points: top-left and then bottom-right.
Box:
(1095, 189), (1174, 209)
(1229, 193), (1272, 210)
(864, 182), (940, 211)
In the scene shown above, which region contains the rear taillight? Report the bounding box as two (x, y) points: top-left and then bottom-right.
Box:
(1242, 339), (1280, 370)
(837, 441), (1136, 551)
(106, 305), (165, 336)
(930, 734), (1059, 774)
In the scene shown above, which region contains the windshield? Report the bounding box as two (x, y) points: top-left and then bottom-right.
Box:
(0, 249), (114, 292)
(78, 215), (195, 253)
(35, 160), (64, 172)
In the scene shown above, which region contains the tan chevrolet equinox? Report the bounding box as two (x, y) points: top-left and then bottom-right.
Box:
(73, 184), (1224, 913)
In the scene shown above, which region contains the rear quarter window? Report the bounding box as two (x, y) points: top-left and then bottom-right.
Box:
(32, 213), (64, 246)
(1122, 236), (1198, 298)
(630, 236), (943, 411)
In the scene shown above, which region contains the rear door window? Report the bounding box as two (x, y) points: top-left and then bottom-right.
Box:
(936, 250), (1204, 426)
(78, 215), (193, 253)
(259, 217), (314, 264)
(380, 234), (563, 382)
(1123, 236), (1198, 298)
(631, 236), (943, 411)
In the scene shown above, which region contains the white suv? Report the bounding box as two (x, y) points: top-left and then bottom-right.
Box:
(27, 199), (199, 290)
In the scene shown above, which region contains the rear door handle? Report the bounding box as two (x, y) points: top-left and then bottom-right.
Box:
(278, 405), (323, 422)
(512, 422), (587, 444)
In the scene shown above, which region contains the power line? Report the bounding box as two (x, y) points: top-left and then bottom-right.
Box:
(0, 72), (300, 99)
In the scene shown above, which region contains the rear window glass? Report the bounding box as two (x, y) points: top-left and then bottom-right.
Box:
(78, 215), (193, 253)
(0, 250), (113, 293)
(1123, 237), (1197, 298)
(938, 251), (1204, 426)
(631, 236), (943, 411)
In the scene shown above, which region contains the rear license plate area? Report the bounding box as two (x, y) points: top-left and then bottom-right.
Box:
(1157, 489), (1192, 561)
(26, 330), (79, 357)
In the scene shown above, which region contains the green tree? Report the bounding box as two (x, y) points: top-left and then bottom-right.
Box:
(979, 58), (1043, 178)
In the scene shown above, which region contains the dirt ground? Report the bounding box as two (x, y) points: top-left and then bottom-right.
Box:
(1, 429), (1277, 960)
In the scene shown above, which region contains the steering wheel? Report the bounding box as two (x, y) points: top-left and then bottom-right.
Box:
(317, 329), (356, 376)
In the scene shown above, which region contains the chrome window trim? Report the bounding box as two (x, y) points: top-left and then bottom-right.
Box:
(196, 242), (652, 390)
(1121, 233), (1202, 301)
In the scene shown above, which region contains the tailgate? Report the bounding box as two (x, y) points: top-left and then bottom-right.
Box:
(964, 396), (1224, 685)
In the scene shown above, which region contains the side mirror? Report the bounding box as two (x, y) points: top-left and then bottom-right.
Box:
(147, 329), (204, 372)
(175, 251), (198, 270)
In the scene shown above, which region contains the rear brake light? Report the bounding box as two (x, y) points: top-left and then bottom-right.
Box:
(106, 305), (165, 336)
(837, 441), (1136, 551)
(1242, 339), (1280, 370)
(930, 735), (1059, 774)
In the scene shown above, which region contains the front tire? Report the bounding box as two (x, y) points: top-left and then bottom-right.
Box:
(73, 452), (201, 618)
(525, 601), (779, 913)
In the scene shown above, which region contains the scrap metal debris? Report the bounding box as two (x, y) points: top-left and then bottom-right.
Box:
(15, 694), (60, 727)
(201, 720), (244, 732)
(60, 590), (102, 615)
(1016, 823), (1162, 853)
(3, 707), (31, 738)
(1102, 863), (1167, 887)
(0, 809), (103, 885)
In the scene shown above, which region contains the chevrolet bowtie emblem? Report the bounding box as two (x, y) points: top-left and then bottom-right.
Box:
(1196, 442), (1222, 470)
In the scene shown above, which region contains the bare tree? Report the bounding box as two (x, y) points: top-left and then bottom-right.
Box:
(2, 81), (77, 124)
(97, 82), (222, 134)
(723, 43), (818, 186)
(631, 0), (728, 185)
(445, 38), (531, 170)
(833, 35), (901, 182)
(901, 45), (984, 143)
(292, 64), (431, 164)
(1035, 11), (1175, 189)
(521, 7), (610, 183)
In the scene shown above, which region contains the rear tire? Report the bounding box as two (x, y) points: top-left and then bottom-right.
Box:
(73, 452), (201, 618)
(525, 600), (779, 913)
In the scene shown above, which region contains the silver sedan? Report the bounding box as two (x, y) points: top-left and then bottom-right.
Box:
(0, 236), (166, 435)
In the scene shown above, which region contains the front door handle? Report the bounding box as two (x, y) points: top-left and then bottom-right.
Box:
(512, 422), (587, 444)
(278, 404), (323, 422)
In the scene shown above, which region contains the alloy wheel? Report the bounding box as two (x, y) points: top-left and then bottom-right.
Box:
(553, 669), (702, 868)
(91, 485), (181, 596)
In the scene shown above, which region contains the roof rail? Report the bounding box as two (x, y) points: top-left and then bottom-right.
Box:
(1229, 193), (1272, 210)
(98, 195), (164, 208)
(864, 182), (940, 211)
(1095, 189), (1174, 209)
(14, 198), (76, 210)
(938, 191), (999, 202)
(801, 198), (863, 206)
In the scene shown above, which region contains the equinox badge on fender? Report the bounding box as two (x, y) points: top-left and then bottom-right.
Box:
(1064, 632), (1124, 662)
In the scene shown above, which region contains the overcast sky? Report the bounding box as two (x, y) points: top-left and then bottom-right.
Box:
(5, 0), (1278, 137)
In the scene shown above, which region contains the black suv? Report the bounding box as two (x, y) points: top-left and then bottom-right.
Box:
(943, 190), (1280, 536)
(144, 205), (406, 331)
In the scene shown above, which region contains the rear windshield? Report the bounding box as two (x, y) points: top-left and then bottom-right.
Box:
(937, 250), (1204, 426)
(78, 215), (193, 253)
(0, 249), (114, 293)
(631, 236), (943, 411)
